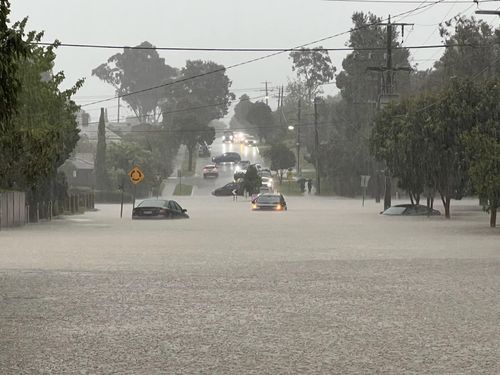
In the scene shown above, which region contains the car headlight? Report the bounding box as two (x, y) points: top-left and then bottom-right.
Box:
(252, 204), (257, 209)
(275, 204), (282, 210)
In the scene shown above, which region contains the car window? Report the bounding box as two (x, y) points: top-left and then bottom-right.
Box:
(383, 206), (407, 215)
(257, 195), (280, 204)
(138, 200), (164, 208)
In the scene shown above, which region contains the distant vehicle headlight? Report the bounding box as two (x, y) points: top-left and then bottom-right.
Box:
(275, 204), (282, 210)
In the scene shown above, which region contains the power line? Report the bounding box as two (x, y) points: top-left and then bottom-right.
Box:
(37, 42), (497, 54)
(322, 0), (495, 3)
(79, 0), (446, 109)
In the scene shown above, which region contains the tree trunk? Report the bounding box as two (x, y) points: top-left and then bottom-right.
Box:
(490, 203), (497, 228)
(441, 195), (451, 219)
(187, 145), (194, 172)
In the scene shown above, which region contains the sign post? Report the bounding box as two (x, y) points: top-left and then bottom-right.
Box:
(128, 166), (145, 209)
(360, 175), (371, 207)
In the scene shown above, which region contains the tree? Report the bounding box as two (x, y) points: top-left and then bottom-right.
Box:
(242, 165), (262, 195)
(166, 60), (233, 170)
(1, 31), (82, 195)
(95, 108), (108, 190)
(230, 94), (254, 132)
(265, 143), (296, 183)
(289, 47), (335, 103)
(92, 41), (178, 123)
(434, 16), (499, 83)
(372, 79), (481, 218)
(463, 80), (500, 227)
(246, 101), (275, 143)
(0, 0), (29, 129)
(171, 98), (215, 172)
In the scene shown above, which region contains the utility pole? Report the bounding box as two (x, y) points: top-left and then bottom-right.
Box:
(297, 98), (301, 176)
(117, 96), (121, 123)
(314, 97), (320, 195)
(261, 81), (271, 106)
(368, 15), (413, 210)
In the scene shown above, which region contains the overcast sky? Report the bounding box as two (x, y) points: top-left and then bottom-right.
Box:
(11, 0), (495, 123)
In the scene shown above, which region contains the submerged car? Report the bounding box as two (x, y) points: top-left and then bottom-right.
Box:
(382, 204), (441, 216)
(202, 164), (219, 178)
(212, 182), (243, 196)
(132, 199), (189, 219)
(212, 152), (241, 164)
(252, 193), (287, 211)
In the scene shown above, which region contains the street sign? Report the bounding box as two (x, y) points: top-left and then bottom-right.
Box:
(360, 175), (371, 188)
(128, 166), (144, 185)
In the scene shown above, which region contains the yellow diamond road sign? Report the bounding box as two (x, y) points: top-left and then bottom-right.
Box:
(128, 166), (144, 185)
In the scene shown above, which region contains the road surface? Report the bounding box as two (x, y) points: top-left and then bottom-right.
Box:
(1, 196), (499, 374)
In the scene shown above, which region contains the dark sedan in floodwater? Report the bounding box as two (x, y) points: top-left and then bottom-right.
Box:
(212, 182), (243, 196)
(382, 204), (441, 216)
(132, 199), (189, 219)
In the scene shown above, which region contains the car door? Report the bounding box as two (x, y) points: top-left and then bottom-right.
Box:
(168, 201), (181, 217)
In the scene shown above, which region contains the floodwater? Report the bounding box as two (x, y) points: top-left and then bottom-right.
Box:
(1, 197), (499, 374)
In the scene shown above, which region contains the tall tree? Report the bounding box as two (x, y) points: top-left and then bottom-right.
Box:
(434, 16), (499, 83)
(0, 0), (29, 129)
(92, 41), (178, 123)
(166, 60), (233, 170)
(289, 47), (335, 103)
(95, 108), (108, 190)
(463, 80), (500, 227)
(246, 101), (275, 143)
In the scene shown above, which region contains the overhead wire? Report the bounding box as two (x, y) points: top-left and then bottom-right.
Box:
(77, 0), (447, 109)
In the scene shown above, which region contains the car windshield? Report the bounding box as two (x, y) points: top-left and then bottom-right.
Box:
(137, 200), (167, 208)
(257, 195), (281, 204)
(383, 206), (407, 215)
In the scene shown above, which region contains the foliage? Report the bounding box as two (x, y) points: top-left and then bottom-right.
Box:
(242, 165), (262, 195)
(264, 143), (296, 183)
(0, 20), (82, 199)
(246, 101), (275, 142)
(0, 0), (29, 128)
(289, 47), (335, 103)
(95, 109), (108, 190)
(92, 41), (178, 123)
(371, 78), (488, 218)
(435, 16), (499, 83)
(462, 80), (500, 227)
(106, 141), (156, 196)
(166, 60), (233, 170)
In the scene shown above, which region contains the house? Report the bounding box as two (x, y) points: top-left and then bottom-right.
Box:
(60, 153), (95, 188)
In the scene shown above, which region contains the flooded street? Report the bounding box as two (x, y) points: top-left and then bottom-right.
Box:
(1, 198), (499, 374)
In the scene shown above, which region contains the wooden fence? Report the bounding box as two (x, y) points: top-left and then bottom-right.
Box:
(0, 191), (95, 229)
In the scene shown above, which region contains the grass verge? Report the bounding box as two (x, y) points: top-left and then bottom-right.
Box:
(173, 183), (193, 196)
(275, 180), (303, 196)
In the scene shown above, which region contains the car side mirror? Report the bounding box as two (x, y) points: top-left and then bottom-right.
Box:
(182, 209), (187, 213)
